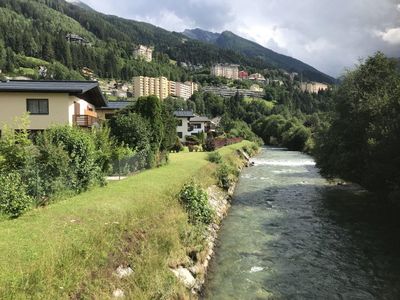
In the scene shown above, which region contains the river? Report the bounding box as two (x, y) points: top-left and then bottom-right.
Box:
(204, 147), (400, 299)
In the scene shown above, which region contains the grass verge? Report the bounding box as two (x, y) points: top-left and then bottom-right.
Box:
(0, 141), (253, 299)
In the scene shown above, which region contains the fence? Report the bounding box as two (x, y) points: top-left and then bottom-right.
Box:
(109, 149), (149, 178)
(213, 137), (243, 149)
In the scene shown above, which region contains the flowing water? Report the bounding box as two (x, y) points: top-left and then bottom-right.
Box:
(204, 147), (400, 299)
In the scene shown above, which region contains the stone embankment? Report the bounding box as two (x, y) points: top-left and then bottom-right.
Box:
(171, 149), (254, 295)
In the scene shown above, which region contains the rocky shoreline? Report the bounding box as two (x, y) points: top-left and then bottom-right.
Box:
(170, 149), (254, 296)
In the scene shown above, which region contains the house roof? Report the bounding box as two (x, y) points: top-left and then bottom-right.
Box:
(99, 101), (134, 110)
(190, 116), (211, 122)
(173, 110), (195, 118)
(0, 80), (107, 107)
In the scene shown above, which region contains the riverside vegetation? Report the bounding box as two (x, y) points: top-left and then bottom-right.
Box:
(0, 140), (257, 298)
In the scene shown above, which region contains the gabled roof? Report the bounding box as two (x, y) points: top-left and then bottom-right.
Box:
(190, 116), (211, 122)
(99, 101), (134, 110)
(173, 110), (195, 118)
(0, 80), (107, 107)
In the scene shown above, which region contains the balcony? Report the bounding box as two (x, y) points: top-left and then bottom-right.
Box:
(73, 115), (98, 128)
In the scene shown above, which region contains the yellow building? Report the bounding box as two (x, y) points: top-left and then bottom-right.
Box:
(133, 76), (198, 100)
(300, 82), (329, 94)
(133, 45), (153, 62)
(0, 80), (107, 132)
(211, 64), (239, 80)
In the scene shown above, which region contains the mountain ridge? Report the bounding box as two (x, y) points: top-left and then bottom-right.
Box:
(183, 28), (335, 83)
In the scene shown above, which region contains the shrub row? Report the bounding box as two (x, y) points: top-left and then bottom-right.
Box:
(0, 124), (113, 217)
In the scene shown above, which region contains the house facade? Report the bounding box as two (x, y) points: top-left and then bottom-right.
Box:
(174, 111), (213, 142)
(0, 80), (107, 132)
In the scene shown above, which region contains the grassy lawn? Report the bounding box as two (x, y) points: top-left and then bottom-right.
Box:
(0, 141), (251, 299)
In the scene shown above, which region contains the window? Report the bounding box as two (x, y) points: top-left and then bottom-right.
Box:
(177, 132), (183, 138)
(27, 99), (49, 115)
(176, 119), (183, 126)
(192, 123), (201, 129)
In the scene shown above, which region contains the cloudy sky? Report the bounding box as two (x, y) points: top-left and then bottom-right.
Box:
(80, 0), (400, 77)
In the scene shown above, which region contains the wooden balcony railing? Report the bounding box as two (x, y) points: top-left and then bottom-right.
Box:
(73, 115), (98, 127)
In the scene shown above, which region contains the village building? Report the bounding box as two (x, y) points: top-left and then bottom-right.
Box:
(300, 82), (329, 93)
(133, 45), (153, 62)
(248, 73), (267, 82)
(239, 71), (249, 80)
(0, 80), (106, 134)
(174, 110), (213, 142)
(66, 33), (91, 46)
(211, 64), (239, 80)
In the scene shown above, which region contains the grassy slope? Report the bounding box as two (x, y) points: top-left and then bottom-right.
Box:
(0, 142), (251, 299)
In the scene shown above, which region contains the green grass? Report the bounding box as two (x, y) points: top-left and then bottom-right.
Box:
(0, 141), (251, 299)
(243, 97), (275, 110)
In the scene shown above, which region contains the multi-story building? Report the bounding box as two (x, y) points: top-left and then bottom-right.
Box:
(211, 64), (239, 80)
(133, 45), (153, 62)
(300, 82), (329, 94)
(133, 76), (198, 100)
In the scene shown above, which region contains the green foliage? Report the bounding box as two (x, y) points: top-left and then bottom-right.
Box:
(37, 126), (101, 193)
(179, 182), (214, 225)
(109, 96), (175, 167)
(216, 163), (237, 190)
(282, 125), (311, 151)
(314, 52), (400, 194)
(203, 135), (216, 152)
(207, 151), (222, 164)
(0, 172), (32, 218)
(109, 112), (150, 151)
(171, 137), (184, 153)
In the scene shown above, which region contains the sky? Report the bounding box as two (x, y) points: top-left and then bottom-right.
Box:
(78, 0), (400, 77)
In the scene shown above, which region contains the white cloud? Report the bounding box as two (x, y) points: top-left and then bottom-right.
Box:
(378, 27), (400, 44)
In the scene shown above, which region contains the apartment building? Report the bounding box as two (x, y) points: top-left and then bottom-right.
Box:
(300, 82), (329, 94)
(133, 76), (169, 100)
(133, 45), (153, 62)
(211, 64), (239, 80)
(133, 76), (198, 100)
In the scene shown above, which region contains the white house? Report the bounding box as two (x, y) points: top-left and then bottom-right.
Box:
(174, 111), (213, 142)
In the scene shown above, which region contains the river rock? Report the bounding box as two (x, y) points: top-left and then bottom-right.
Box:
(113, 289), (125, 298)
(171, 267), (196, 289)
(114, 265), (133, 278)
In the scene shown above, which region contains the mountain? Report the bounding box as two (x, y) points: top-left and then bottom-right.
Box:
(0, 0), (333, 83)
(65, 0), (94, 11)
(183, 28), (335, 83)
(183, 28), (219, 44)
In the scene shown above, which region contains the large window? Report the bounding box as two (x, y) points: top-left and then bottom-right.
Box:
(27, 99), (49, 115)
(177, 132), (183, 138)
(176, 119), (183, 126)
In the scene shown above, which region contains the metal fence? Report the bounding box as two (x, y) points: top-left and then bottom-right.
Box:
(109, 149), (149, 178)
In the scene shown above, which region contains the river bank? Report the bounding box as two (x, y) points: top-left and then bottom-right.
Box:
(170, 147), (256, 295)
(0, 141), (255, 299)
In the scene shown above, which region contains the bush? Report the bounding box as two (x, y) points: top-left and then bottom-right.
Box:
(38, 126), (100, 193)
(171, 137), (184, 153)
(0, 172), (32, 218)
(179, 182), (214, 225)
(185, 135), (200, 145)
(216, 163), (237, 190)
(207, 151), (222, 164)
(203, 135), (216, 152)
(282, 125), (311, 151)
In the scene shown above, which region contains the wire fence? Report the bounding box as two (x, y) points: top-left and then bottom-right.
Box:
(109, 149), (149, 178)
